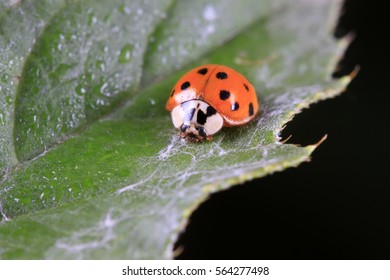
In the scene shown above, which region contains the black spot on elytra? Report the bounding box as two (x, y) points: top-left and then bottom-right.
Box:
(216, 72), (228, 79)
(249, 102), (254, 116)
(197, 68), (208, 75)
(244, 83), (249, 91)
(219, 90), (230, 100)
(231, 102), (239, 111)
(170, 89), (175, 97)
(181, 81), (190, 90)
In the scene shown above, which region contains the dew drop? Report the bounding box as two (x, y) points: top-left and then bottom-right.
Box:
(0, 112), (4, 126)
(6, 96), (12, 105)
(1, 74), (9, 83)
(119, 4), (131, 15)
(87, 13), (96, 26)
(203, 5), (217, 21)
(100, 82), (108, 93)
(96, 99), (105, 105)
(75, 85), (86, 95)
(118, 44), (133, 64)
(96, 60), (105, 72)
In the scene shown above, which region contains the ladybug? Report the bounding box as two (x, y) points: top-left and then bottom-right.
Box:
(166, 64), (259, 142)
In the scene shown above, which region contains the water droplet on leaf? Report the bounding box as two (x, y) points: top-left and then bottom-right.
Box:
(118, 44), (133, 64)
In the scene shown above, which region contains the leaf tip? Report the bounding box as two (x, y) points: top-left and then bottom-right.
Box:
(314, 134), (328, 147)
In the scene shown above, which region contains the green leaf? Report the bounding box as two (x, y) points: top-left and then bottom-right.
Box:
(1, 0), (68, 178)
(0, 0), (350, 259)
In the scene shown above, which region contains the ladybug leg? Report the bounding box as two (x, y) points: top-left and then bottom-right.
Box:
(198, 127), (213, 141)
(197, 127), (207, 139)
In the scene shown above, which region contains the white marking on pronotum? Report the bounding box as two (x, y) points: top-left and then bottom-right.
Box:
(171, 100), (224, 138)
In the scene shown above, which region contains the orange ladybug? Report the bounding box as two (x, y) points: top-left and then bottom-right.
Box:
(166, 64), (259, 142)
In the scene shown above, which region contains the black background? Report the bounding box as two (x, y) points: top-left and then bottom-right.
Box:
(175, 0), (390, 259)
